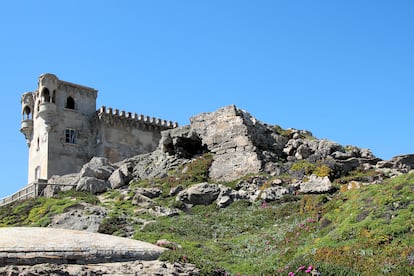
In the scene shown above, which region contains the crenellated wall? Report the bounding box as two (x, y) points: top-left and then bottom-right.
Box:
(94, 106), (178, 163)
(97, 106), (178, 131)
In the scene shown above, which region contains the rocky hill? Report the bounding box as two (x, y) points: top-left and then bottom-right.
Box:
(1, 105), (413, 275)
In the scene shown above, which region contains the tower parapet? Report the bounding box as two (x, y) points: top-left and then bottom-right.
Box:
(20, 92), (35, 146)
(36, 74), (58, 124)
(96, 106), (178, 131)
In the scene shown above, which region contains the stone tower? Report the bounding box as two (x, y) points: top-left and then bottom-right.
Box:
(20, 74), (98, 183)
(20, 74), (177, 185)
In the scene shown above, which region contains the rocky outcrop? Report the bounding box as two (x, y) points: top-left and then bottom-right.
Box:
(161, 105), (287, 182)
(48, 203), (108, 232)
(160, 105), (381, 183)
(0, 261), (200, 276)
(376, 154), (414, 172)
(176, 182), (220, 206)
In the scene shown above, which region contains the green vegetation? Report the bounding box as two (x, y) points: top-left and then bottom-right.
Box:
(290, 160), (332, 178)
(0, 190), (98, 227)
(1, 167), (413, 275)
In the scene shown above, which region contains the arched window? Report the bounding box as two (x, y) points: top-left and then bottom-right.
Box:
(66, 96), (75, 109)
(41, 88), (50, 103)
(23, 106), (32, 120)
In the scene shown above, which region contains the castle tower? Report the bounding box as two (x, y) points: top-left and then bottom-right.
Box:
(20, 74), (177, 186)
(21, 74), (98, 183)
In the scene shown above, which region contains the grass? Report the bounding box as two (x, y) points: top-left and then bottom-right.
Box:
(1, 166), (413, 275)
(0, 190), (99, 227)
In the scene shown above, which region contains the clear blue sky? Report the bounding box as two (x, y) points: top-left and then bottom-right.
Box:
(1, 1), (413, 198)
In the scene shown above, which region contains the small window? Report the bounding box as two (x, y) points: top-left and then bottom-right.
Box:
(66, 97), (75, 109)
(35, 166), (41, 181)
(65, 129), (77, 144)
(36, 137), (40, 151)
(52, 90), (56, 103)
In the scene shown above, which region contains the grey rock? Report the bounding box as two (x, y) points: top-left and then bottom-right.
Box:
(176, 182), (220, 206)
(0, 261), (200, 275)
(299, 175), (333, 194)
(109, 163), (134, 189)
(48, 203), (107, 232)
(0, 227), (166, 265)
(377, 154), (414, 172)
(216, 185), (236, 208)
(260, 186), (288, 201)
(295, 144), (311, 160)
(335, 157), (361, 174)
(169, 185), (184, 196)
(79, 157), (116, 180)
(48, 173), (79, 185)
(76, 177), (109, 194)
(162, 105), (287, 182)
(132, 194), (156, 208)
(43, 174), (79, 197)
(136, 187), (163, 199)
(132, 151), (189, 180)
(149, 206), (180, 217)
(156, 239), (182, 250)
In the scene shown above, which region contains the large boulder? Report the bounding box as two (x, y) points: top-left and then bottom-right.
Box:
(43, 173), (79, 197)
(299, 175), (334, 194)
(79, 157), (116, 180)
(76, 177), (110, 194)
(176, 182), (220, 206)
(109, 163), (134, 189)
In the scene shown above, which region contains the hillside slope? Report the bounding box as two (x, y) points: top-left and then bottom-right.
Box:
(1, 105), (413, 275)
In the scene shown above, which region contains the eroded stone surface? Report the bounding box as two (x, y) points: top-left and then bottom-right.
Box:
(0, 227), (165, 265)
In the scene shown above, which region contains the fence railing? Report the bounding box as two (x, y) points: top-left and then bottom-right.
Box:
(0, 181), (77, 207)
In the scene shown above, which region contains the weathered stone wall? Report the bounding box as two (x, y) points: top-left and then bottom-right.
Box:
(190, 105), (263, 181)
(161, 105), (287, 182)
(93, 108), (173, 163)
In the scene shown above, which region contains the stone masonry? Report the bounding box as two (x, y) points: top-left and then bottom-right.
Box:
(20, 74), (177, 185)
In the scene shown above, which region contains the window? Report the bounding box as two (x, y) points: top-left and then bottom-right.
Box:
(65, 129), (77, 144)
(66, 97), (75, 109)
(23, 106), (32, 120)
(35, 166), (41, 181)
(41, 88), (50, 103)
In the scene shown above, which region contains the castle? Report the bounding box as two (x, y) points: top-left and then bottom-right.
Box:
(20, 74), (177, 184)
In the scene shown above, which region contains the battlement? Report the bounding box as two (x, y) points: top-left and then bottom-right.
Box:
(96, 106), (178, 131)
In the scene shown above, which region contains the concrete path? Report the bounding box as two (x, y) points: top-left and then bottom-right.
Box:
(0, 227), (165, 265)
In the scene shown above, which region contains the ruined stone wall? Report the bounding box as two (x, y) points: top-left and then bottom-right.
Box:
(189, 105), (263, 181)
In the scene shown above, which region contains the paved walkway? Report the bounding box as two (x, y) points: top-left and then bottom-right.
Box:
(0, 227), (165, 265)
